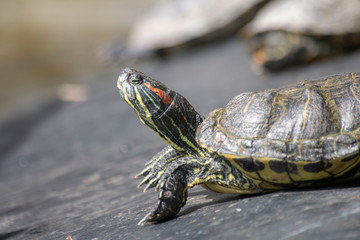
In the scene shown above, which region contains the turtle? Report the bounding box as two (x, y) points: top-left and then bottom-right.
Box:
(117, 68), (360, 226)
(101, 0), (270, 63)
(242, 0), (360, 70)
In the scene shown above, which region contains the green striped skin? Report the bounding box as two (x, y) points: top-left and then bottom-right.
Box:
(118, 68), (204, 156)
(117, 68), (257, 225)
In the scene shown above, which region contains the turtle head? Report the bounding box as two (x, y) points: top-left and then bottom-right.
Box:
(117, 67), (170, 120)
(117, 67), (204, 155)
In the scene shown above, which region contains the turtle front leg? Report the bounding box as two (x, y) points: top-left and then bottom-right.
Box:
(138, 156), (257, 226)
(138, 170), (188, 226)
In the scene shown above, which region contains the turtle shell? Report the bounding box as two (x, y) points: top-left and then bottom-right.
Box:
(127, 0), (269, 54)
(245, 0), (360, 36)
(242, 0), (360, 70)
(197, 73), (360, 188)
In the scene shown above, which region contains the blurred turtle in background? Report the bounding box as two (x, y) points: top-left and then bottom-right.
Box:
(100, 0), (270, 62)
(242, 0), (360, 71)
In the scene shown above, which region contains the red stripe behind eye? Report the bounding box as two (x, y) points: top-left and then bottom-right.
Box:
(144, 82), (173, 105)
(144, 82), (196, 131)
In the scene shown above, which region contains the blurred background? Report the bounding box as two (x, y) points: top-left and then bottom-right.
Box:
(0, 0), (156, 124)
(2, 0), (360, 125)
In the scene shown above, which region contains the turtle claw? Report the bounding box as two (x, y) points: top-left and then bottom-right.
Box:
(135, 167), (151, 178)
(138, 206), (175, 226)
(136, 147), (184, 191)
(137, 209), (159, 226)
(144, 158), (155, 166)
(137, 215), (149, 226)
(137, 196), (174, 226)
(143, 178), (161, 192)
(137, 175), (151, 189)
(155, 183), (161, 192)
(136, 165), (165, 191)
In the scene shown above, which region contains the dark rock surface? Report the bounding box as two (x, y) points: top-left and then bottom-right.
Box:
(1, 38), (360, 240)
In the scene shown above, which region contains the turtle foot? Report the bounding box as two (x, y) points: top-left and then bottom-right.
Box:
(138, 174), (188, 226)
(137, 207), (168, 226)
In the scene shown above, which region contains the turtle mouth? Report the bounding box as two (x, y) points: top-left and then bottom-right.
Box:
(118, 83), (135, 102)
(117, 78), (123, 90)
(118, 88), (125, 99)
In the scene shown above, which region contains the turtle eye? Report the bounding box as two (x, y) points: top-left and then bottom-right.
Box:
(129, 74), (143, 85)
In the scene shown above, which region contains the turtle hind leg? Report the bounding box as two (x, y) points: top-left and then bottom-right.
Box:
(138, 156), (258, 226)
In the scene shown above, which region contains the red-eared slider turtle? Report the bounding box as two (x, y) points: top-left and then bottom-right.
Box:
(117, 68), (360, 226)
(242, 0), (360, 70)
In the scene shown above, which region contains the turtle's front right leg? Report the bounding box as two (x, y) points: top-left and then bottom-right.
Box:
(138, 156), (258, 226)
(136, 145), (185, 192)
